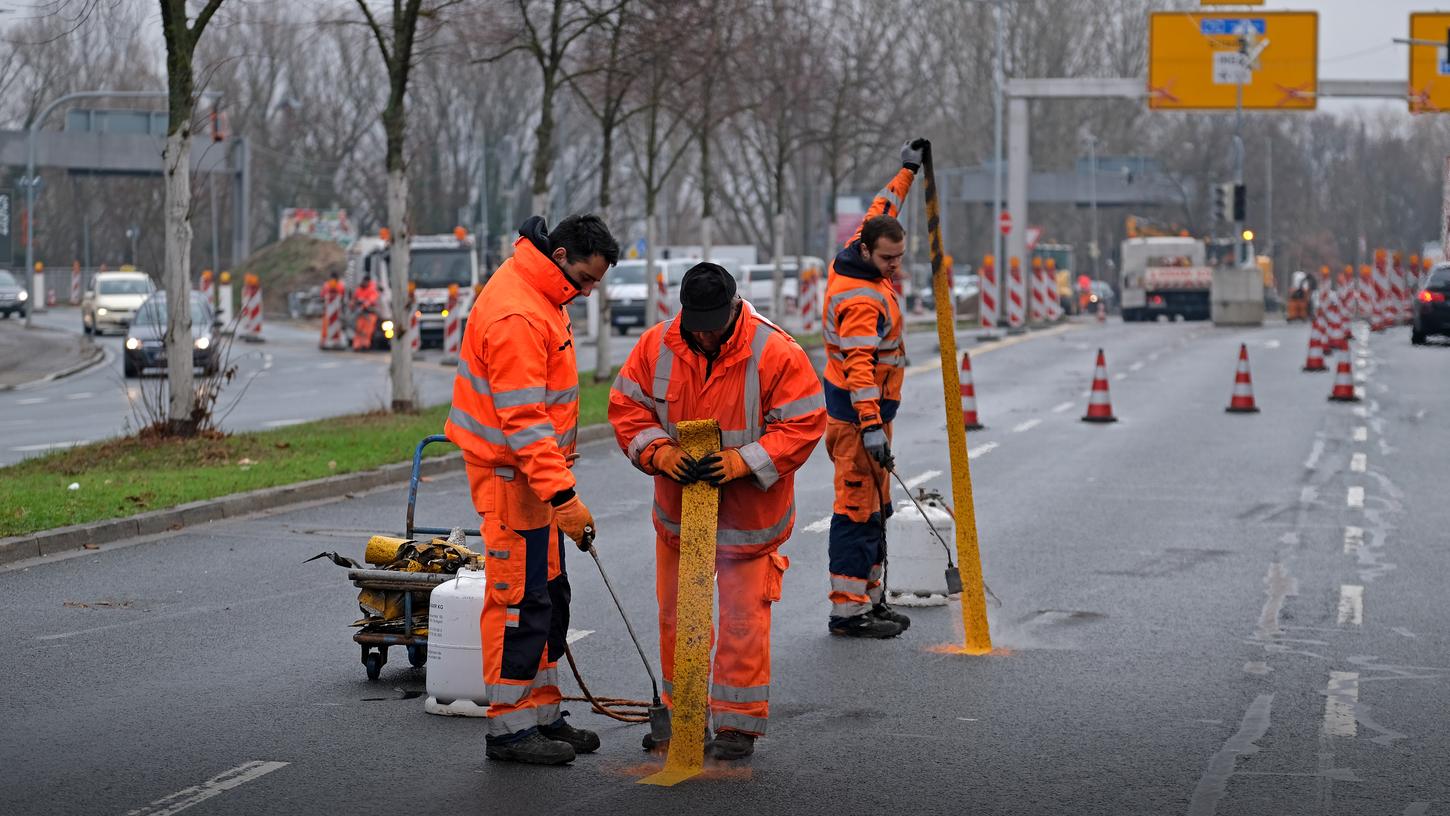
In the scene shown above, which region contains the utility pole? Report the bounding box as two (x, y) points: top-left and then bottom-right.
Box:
(991, 0), (1004, 275)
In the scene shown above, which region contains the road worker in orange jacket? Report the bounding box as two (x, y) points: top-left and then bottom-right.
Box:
(820, 139), (924, 638)
(445, 214), (619, 766)
(352, 276), (380, 351)
(608, 263), (826, 761)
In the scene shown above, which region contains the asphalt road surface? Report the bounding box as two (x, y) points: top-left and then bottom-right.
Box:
(4, 318), (1448, 815)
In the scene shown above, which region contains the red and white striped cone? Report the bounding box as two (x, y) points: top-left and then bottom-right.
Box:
(979, 256), (998, 332)
(1326, 291), (1348, 352)
(1226, 343), (1260, 413)
(1302, 313), (1327, 372)
(1007, 257), (1025, 329)
(70, 265), (81, 305)
(1328, 350), (1360, 403)
(959, 351), (985, 431)
(656, 272), (672, 323)
(1081, 349), (1117, 423)
(441, 285), (463, 364)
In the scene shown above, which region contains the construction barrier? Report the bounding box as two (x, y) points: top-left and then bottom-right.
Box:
(1045, 258), (1061, 321)
(1082, 349), (1117, 423)
(979, 255), (998, 332)
(1302, 312), (1327, 372)
(1007, 256), (1025, 330)
(239, 273), (264, 342)
(217, 271), (235, 329)
(70, 263), (81, 305)
(1372, 251), (1390, 331)
(960, 352), (984, 430)
(798, 267), (820, 332)
(441, 283), (464, 364)
(1397, 253), (1411, 326)
(320, 278), (346, 350)
(656, 271), (672, 323)
(1225, 343), (1260, 413)
(1029, 256), (1045, 323)
(408, 286), (421, 355)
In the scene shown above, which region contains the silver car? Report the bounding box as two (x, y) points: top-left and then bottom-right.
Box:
(0, 269), (29, 318)
(82, 272), (156, 335)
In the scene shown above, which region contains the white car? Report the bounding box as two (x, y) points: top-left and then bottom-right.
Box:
(82, 271), (156, 335)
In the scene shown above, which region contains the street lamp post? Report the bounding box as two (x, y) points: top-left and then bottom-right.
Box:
(1079, 128), (1100, 280)
(126, 226), (140, 265)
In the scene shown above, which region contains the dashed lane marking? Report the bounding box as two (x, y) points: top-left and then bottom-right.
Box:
(1011, 418), (1041, 433)
(1347, 487), (1364, 509)
(1051, 401), (1073, 413)
(1321, 672), (1359, 738)
(566, 629), (593, 644)
(803, 467), (965, 534)
(968, 442), (998, 459)
(1129, 361), (1144, 372)
(1337, 585), (1364, 625)
(16, 397), (46, 405)
(64, 391), (94, 400)
(1304, 439), (1325, 470)
(1353, 427), (1368, 442)
(902, 323), (1077, 376)
(123, 760), (289, 816)
(1343, 526), (1363, 555)
(1350, 453), (1366, 473)
(1113, 372), (1127, 381)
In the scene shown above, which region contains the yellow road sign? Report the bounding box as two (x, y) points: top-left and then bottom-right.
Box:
(1409, 13), (1450, 113)
(1200, 0), (1264, 5)
(1148, 11), (1319, 110)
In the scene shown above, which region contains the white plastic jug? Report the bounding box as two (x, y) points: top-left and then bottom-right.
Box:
(884, 489), (958, 606)
(424, 567), (490, 717)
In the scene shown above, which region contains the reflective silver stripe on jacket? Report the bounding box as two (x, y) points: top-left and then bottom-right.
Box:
(486, 683), (529, 706)
(627, 427), (672, 464)
(738, 441), (779, 490)
(765, 392), (824, 424)
(653, 500), (794, 548)
(837, 335), (880, 349)
(711, 683), (770, 704)
(448, 406), (565, 452)
(712, 711), (769, 735)
(457, 358), (577, 407)
(830, 575), (868, 594)
(652, 319), (676, 428)
(875, 186), (903, 215)
(613, 374), (654, 411)
(851, 386), (881, 402)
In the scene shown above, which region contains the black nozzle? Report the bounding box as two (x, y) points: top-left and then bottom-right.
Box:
(945, 565), (965, 596)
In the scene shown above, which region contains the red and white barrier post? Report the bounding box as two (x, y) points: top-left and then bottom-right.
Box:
(70, 262), (81, 305)
(240, 273), (264, 342)
(1007, 256), (1025, 331)
(440, 283), (464, 364)
(979, 255), (999, 334)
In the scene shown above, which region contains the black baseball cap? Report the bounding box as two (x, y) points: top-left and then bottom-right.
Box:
(679, 262), (737, 332)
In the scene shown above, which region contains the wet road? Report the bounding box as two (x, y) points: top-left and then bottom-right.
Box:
(3, 317), (1448, 815)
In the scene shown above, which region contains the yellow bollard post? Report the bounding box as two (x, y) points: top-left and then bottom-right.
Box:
(640, 418), (721, 787)
(919, 141), (993, 655)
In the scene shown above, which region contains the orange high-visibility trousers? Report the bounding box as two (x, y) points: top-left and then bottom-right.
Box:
(353, 312), (378, 350)
(655, 535), (788, 736)
(470, 465), (570, 740)
(825, 418), (891, 618)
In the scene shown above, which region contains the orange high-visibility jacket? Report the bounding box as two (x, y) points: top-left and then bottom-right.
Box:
(821, 167), (915, 426)
(608, 303), (826, 558)
(444, 234), (581, 502)
(355, 279), (379, 309)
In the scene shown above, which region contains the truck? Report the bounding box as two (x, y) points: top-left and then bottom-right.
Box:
(344, 230), (480, 349)
(1119, 236), (1211, 322)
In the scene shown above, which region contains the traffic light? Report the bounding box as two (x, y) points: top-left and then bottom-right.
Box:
(1232, 183), (1247, 222)
(1213, 183), (1232, 223)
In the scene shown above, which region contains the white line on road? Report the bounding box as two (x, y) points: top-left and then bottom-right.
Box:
(1337, 585), (1364, 625)
(969, 442), (998, 459)
(1011, 418), (1041, 433)
(64, 391), (94, 400)
(1343, 526), (1363, 555)
(12, 440), (87, 453)
(17, 396), (47, 405)
(566, 629), (593, 644)
(1051, 401), (1073, 413)
(1353, 426), (1367, 442)
(1347, 486), (1364, 509)
(1129, 361), (1144, 371)
(1113, 372), (1127, 381)
(1350, 453), (1367, 473)
(802, 468), (952, 534)
(1264, 340), (1280, 349)
(1321, 672), (1359, 738)
(1187, 693), (1274, 816)
(262, 418), (307, 428)
(1303, 439), (1324, 470)
(1352, 405), (1368, 418)
(905, 469), (942, 488)
(123, 760), (289, 816)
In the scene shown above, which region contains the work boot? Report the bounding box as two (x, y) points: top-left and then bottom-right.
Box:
(829, 613), (903, 639)
(485, 729), (576, 765)
(540, 714), (601, 754)
(871, 601), (911, 631)
(707, 729), (756, 761)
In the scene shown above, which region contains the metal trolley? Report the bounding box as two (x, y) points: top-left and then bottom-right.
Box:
(351, 434), (479, 681)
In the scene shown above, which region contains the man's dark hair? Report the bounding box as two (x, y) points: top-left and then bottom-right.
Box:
(549, 214), (620, 266)
(860, 215), (905, 252)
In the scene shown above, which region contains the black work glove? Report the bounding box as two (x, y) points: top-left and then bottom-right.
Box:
(862, 424), (893, 470)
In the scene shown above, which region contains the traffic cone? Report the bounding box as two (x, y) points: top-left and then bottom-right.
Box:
(1226, 343), (1260, 413)
(1302, 313), (1327, 372)
(1328, 352), (1360, 403)
(959, 351), (984, 431)
(1081, 349), (1117, 423)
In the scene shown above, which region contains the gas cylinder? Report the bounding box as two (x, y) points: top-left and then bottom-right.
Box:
(884, 488), (957, 606)
(424, 566), (489, 717)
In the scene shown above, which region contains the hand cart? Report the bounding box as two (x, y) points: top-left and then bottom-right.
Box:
(351, 434), (480, 681)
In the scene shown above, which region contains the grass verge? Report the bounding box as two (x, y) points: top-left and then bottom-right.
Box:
(0, 374), (615, 538)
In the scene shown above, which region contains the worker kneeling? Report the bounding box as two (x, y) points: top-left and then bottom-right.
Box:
(609, 264), (826, 761)
(446, 214), (619, 765)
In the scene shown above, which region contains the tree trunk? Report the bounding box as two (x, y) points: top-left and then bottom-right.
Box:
(531, 80), (556, 217)
(772, 209), (785, 322)
(645, 210), (659, 326)
(162, 127), (196, 432)
(387, 165), (416, 412)
(593, 124), (614, 383)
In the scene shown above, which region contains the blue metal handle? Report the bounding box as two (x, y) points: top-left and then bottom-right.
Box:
(405, 434), (455, 540)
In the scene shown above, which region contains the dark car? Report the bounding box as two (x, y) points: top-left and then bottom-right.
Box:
(1411, 264), (1450, 345)
(124, 291), (221, 377)
(0, 269), (29, 318)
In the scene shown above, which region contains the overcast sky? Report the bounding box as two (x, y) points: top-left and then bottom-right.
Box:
(1265, 0), (1425, 115)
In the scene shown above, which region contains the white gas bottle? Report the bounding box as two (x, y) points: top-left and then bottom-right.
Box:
(884, 489), (958, 606)
(424, 567), (490, 717)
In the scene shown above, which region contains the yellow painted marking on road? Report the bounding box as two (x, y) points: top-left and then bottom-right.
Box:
(1343, 526), (1363, 555)
(903, 323), (1077, 377)
(1353, 426), (1367, 442)
(1346, 486), (1364, 509)
(1337, 585), (1363, 625)
(1350, 453), (1366, 473)
(1321, 672), (1359, 738)
(640, 419), (719, 788)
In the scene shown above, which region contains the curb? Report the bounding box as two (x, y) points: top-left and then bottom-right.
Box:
(0, 422), (617, 568)
(0, 343), (106, 392)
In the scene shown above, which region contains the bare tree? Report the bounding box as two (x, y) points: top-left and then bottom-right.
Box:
(159, 0), (226, 434)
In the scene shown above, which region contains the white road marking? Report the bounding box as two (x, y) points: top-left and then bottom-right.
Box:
(905, 469), (942, 488)
(1011, 418), (1041, 433)
(17, 396), (47, 405)
(1321, 672), (1359, 738)
(565, 628), (593, 644)
(64, 391), (94, 400)
(262, 418), (307, 428)
(1343, 526), (1363, 555)
(1392, 627), (1417, 639)
(11, 440), (88, 452)
(1346, 486), (1364, 509)
(1051, 401), (1073, 413)
(1129, 361), (1144, 371)
(1350, 453), (1366, 473)
(1187, 693), (1274, 816)
(316, 361), (342, 369)
(123, 760), (289, 816)
(969, 442), (998, 459)
(1264, 340), (1281, 349)
(803, 517), (833, 534)
(802, 468), (946, 534)
(1352, 406), (1367, 418)
(1303, 439), (1324, 470)
(1354, 386), (1365, 400)
(1353, 426), (1368, 442)
(1113, 372), (1127, 381)
(1337, 585), (1364, 625)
